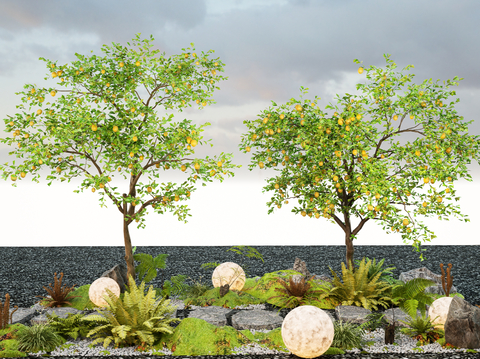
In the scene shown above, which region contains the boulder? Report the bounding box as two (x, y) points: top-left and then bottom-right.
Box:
(444, 296), (480, 349)
(219, 283), (230, 297)
(398, 267), (458, 295)
(100, 263), (129, 293)
(286, 257), (313, 281)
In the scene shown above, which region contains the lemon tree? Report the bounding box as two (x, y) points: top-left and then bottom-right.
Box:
(238, 54), (480, 272)
(0, 33), (241, 282)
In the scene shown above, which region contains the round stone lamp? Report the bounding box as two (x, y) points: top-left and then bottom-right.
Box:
(428, 296), (454, 330)
(89, 277), (120, 308)
(212, 262), (246, 291)
(281, 305), (334, 358)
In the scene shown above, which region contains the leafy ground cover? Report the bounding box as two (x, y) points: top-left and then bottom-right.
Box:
(0, 270), (474, 357)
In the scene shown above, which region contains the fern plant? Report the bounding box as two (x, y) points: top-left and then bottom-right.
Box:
(377, 276), (439, 320)
(34, 272), (81, 308)
(156, 274), (191, 299)
(174, 275), (215, 301)
(353, 257), (397, 284)
(43, 311), (110, 341)
(398, 311), (443, 345)
(265, 275), (341, 313)
(314, 257), (395, 311)
(78, 275), (181, 350)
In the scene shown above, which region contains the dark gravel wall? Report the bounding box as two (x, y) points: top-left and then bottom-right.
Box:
(1, 245), (479, 309)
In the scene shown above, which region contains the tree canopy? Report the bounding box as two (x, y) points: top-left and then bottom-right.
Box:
(238, 54), (479, 270)
(0, 33), (242, 282)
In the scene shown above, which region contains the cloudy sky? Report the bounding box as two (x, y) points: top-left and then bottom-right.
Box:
(0, 0), (479, 248)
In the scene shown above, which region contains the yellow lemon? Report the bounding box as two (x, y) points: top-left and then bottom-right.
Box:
(113, 126), (118, 132)
(295, 105), (303, 112)
(403, 219), (409, 226)
(91, 124), (97, 131)
(358, 67), (364, 74)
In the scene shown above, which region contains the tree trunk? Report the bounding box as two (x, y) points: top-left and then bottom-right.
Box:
(122, 192), (136, 285)
(123, 217), (136, 285)
(345, 229), (355, 273)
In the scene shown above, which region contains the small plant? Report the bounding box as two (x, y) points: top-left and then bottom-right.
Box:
(14, 322), (66, 355)
(313, 257), (394, 311)
(176, 275), (215, 300)
(200, 246), (264, 279)
(78, 275), (181, 350)
(398, 311), (444, 345)
(330, 319), (372, 351)
(43, 311), (109, 341)
(157, 274), (190, 299)
(379, 276), (439, 320)
(0, 293), (18, 330)
(353, 256), (397, 284)
(361, 311), (391, 332)
(34, 272), (82, 308)
(266, 275), (331, 311)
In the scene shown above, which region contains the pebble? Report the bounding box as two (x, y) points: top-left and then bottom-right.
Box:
(20, 296), (480, 356)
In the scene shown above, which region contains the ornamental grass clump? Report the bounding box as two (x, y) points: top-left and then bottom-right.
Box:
(13, 322), (66, 355)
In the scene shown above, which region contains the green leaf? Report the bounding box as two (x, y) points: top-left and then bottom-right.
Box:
(133, 252), (168, 284)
